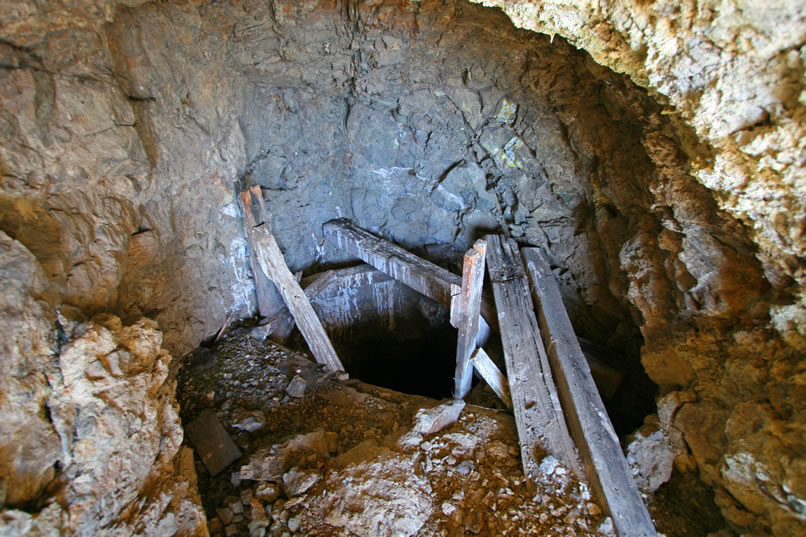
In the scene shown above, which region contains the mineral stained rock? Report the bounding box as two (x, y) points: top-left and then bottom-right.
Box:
(323, 441), (434, 537)
(0, 231), (59, 509)
(0, 228), (206, 535)
(1, 1), (804, 535)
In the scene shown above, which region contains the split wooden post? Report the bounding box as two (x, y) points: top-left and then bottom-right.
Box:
(485, 234), (583, 480)
(453, 240), (487, 399)
(238, 184), (287, 321)
(522, 248), (656, 536)
(240, 186), (344, 373)
(449, 281), (511, 409)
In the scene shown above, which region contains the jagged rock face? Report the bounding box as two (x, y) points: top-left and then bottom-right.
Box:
(471, 0), (806, 340)
(0, 231), (59, 509)
(468, 2), (806, 535)
(0, 1), (804, 536)
(0, 300), (207, 536)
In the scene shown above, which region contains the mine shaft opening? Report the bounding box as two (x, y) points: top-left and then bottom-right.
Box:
(289, 276), (462, 400)
(3, 0), (795, 533)
(280, 260), (656, 436)
(331, 318), (459, 400)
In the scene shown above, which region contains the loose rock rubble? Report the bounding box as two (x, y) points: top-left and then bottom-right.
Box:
(177, 322), (616, 537)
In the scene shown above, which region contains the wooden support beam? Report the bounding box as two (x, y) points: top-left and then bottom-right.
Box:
(323, 219), (497, 333)
(240, 186), (344, 373)
(322, 220), (620, 396)
(453, 240), (487, 399)
(449, 282), (510, 408)
(485, 235), (583, 481)
(252, 271), (329, 344)
(324, 219), (457, 304)
(470, 348), (512, 409)
(238, 183), (287, 320)
(522, 247), (656, 537)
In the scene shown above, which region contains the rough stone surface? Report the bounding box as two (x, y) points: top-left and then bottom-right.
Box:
(627, 429), (678, 495)
(240, 430), (336, 483)
(0, 231), (58, 509)
(467, 3), (806, 534)
(468, 0), (806, 335)
(1, 1), (805, 536)
(180, 324), (626, 537)
(323, 442), (433, 537)
(0, 309), (207, 536)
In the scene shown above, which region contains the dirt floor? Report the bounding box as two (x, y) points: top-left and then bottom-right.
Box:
(175, 321), (728, 537)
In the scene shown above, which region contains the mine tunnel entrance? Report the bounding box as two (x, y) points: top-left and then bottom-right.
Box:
(3, 0), (777, 532)
(295, 272), (462, 400)
(279, 251), (656, 434)
(330, 316), (459, 400)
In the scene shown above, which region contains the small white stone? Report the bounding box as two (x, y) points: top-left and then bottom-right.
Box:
(598, 517), (616, 536)
(539, 455), (559, 475)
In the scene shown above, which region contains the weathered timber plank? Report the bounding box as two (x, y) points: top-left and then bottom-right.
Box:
(450, 282), (509, 406)
(185, 409), (241, 476)
(485, 235), (583, 480)
(239, 185), (286, 319)
(470, 348), (512, 409)
(522, 248), (656, 537)
(254, 272), (328, 345)
(323, 219), (498, 334)
(450, 283), (462, 330)
(241, 189), (344, 372)
(324, 219), (458, 304)
(453, 240), (487, 399)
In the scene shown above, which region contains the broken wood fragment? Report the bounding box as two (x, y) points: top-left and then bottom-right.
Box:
(485, 234), (583, 481)
(453, 239), (487, 399)
(470, 348), (512, 409)
(522, 247), (656, 537)
(213, 313), (231, 344)
(450, 281), (510, 408)
(240, 186), (344, 372)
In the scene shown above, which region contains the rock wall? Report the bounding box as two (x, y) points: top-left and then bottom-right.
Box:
(1, 1), (804, 536)
(471, 0), (806, 336)
(468, 2), (806, 535)
(0, 0), (253, 355)
(0, 230), (206, 535)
